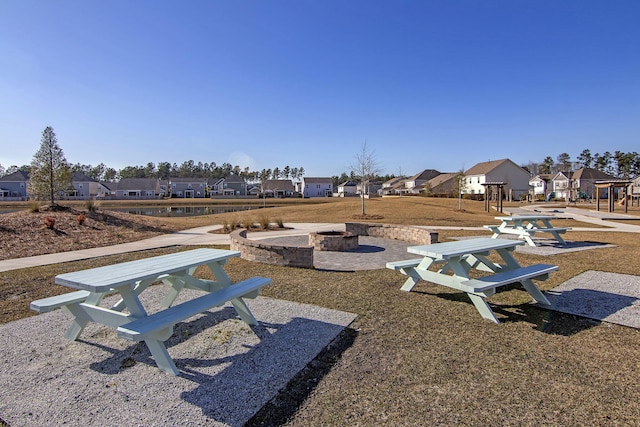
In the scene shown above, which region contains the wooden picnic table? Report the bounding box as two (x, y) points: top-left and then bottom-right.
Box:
(387, 238), (557, 323)
(484, 215), (570, 246)
(30, 248), (271, 375)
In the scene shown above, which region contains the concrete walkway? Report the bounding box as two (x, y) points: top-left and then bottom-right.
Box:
(1, 207), (638, 273)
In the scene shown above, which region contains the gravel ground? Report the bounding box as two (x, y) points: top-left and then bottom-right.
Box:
(544, 271), (640, 329)
(0, 287), (356, 427)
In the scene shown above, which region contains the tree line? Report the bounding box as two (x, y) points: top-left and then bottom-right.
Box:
(523, 149), (640, 178)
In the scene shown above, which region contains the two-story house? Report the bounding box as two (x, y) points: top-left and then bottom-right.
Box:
(66, 172), (112, 200)
(422, 172), (459, 197)
(262, 179), (296, 198)
(529, 173), (554, 200)
(0, 170), (29, 200)
(464, 159), (531, 199)
(571, 168), (617, 200)
(337, 180), (358, 197)
(113, 178), (163, 199)
(219, 175), (248, 196)
(169, 177), (207, 198)
(300, 177), (333, 197)
(401, 170), (441, 195)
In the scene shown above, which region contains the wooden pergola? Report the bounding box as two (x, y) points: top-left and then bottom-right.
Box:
(481, 182), (505, 213)
(595, 180), (633, 213)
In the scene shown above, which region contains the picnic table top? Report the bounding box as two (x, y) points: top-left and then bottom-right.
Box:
(494, 215), (556, 221)
(408, 238), (524, 260)
(55, 248), (240, 292)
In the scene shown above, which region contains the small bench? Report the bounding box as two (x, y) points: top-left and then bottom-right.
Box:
(117, 276), (271, 342)
(459, 264), (559, 293)
(386, 259), (423, 271)
(30, 290), (92, 313)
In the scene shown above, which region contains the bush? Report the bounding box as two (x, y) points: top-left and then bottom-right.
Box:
(84, 199), (98, 212)
(259, 215), (271, 230)
(28, 200), (41, 212)
(275, 217), (284, 228)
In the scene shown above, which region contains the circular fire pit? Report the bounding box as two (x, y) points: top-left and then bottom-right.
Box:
(309, 231), (359, 251)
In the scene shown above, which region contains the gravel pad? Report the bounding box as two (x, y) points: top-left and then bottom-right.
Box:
(543, 271), (640, 329)
(0, 287), (356, 426)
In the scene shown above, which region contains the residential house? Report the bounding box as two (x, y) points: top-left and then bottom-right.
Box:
(113, 178), (163, 199)
(300, 177), (333, 198)
(358, 181), (382, 197)
(337, 180), (358, 197)
(570, 168), (617, 200)
(421, 172), (459, 197)
(401, 170), (441, 195)
(262, 179), (296, 198)
(66, 172), (111, 200)
(169, 177), (207, 198)
(550, 171), (573, 201)
(464, 159), (531, 199)
(529, 173), (554, 200)
(219, 175), (248, 196)
(381, 176), (405, 195)
(0, 170), (29, 200)
(207, 178), (225, 196)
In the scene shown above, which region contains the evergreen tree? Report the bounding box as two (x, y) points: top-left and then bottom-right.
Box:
(28, 126), (71, 205)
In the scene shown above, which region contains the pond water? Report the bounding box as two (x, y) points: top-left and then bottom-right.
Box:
(109, 205), (272, 217)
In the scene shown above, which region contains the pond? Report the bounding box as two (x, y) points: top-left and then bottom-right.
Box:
(108, 205), (272, 217)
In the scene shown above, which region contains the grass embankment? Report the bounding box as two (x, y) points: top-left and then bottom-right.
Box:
(2, 197), (640, 425)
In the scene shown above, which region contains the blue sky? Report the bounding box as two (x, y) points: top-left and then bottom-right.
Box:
(1, 0), (638, 177)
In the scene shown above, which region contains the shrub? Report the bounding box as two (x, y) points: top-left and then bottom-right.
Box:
(259, 215), (271, 230)
(275, 217), (284, 228)
(84, 199), (98, 212)
(43, 216), (56, 229)
(76, 213), (86, 225)
(28, 200), (41, 212)
(242, 217), (255, 230)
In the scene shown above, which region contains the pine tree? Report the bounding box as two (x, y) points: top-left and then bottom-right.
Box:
(28, 126), (71, 205)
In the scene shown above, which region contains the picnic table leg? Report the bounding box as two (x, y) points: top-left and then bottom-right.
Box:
(230, 297), (258, 325)
(63, 292), (105, 340)
(550, 231), (566, 245)
(144, 338), (179, 375)
(522, 234), (536, 247)
(520, 278), (551, 306)
(466, 294), (500, 323)
(397, 258), (436, 292)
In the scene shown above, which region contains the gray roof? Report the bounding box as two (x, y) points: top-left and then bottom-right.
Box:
(0, 170), (29, 181)
(263, 179), (295, 191)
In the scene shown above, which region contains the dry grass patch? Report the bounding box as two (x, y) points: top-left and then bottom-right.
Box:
(2, 198), (640, 425)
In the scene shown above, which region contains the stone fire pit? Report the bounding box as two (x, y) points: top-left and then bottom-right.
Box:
(309, 231), (359, 251)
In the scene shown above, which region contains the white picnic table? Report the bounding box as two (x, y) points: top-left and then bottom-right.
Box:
(386, 238), (557, 323)
(30, 248), (271, 375)
(484, 215), (570, 246)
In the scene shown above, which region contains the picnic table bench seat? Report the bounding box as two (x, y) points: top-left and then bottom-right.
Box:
(483, 225), (569, 234)
(459, 264), (559, 293)
(386, 258), (424, 271)
(117, 276), (271, 342)
(30, 290), (93, 313)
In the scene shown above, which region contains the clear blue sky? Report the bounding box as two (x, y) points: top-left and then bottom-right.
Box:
(1, 0), (638, 177)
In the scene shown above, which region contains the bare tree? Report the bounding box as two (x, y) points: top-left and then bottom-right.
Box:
(349, 141), (382, 215)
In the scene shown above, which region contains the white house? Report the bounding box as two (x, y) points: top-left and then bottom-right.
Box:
(337, 180), (358, 197)
(300, 177), (333, 198)
(463, 158), (531, 199)
(529, 173), (554, 200)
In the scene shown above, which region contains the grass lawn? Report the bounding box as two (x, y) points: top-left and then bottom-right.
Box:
(2, 197), (639, 426)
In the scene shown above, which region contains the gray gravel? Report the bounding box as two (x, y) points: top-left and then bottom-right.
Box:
(0, 287), (356, 427)
(544, 271), (640, 329)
